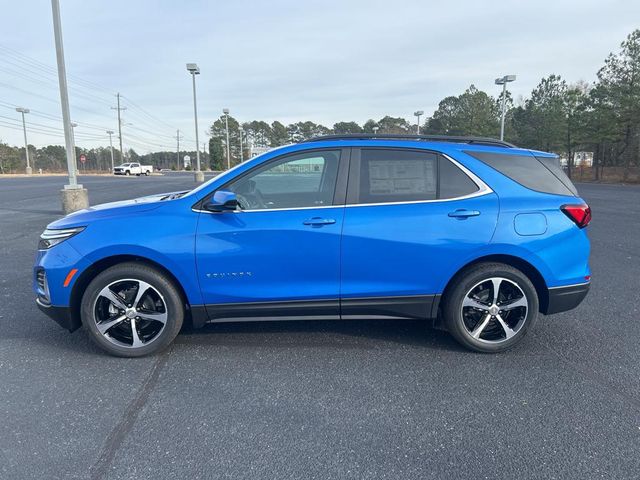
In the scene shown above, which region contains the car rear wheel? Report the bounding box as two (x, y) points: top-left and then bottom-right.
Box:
(144, 170), (150, 176)
(80, 263), (184, 357)
(442, 263), (539, 353)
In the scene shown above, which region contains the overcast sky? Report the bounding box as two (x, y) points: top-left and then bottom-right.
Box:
(1, 0), (639, 151)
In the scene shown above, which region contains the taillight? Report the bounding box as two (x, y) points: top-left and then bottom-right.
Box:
(561, 204), (591, 228)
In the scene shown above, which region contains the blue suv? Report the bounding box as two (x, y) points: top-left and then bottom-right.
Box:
(34, 135), (591, 356)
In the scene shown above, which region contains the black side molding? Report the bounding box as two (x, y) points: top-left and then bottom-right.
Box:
(189, 305), (210, 329)
(543, 283), (590, 315)
(205, 299), (340, 323)
(199, 295), (440, 327)
(341, 295), (439, 320)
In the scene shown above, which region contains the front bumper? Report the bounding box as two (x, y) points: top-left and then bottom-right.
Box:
(33, 240), (90, 332)
(543, 282), (590, 315)
(36, 298), (80, 332)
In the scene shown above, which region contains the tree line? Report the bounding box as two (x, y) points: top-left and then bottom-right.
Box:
(208, 29), (640, 181)
(2, 29), (638, 180)
(0, 144), (206, 174)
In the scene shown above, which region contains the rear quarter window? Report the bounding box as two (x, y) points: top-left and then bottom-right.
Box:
(465, 151), (577, 196)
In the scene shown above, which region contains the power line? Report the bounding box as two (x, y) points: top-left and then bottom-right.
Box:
(0, 44), (197, 153)
(0, 102), (114, 136)
(0, 43), (114, 96)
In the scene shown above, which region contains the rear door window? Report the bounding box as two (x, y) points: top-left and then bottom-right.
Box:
(465, 151), (577, 196)
(358, 149), (437, 204)
(350, 149), (480, 205)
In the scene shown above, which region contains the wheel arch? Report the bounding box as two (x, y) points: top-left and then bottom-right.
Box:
(69, 254), (195, 330)
(440, 254), (549, 314)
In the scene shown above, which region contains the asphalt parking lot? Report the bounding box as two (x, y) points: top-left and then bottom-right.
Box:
(1, 174), (639, 479)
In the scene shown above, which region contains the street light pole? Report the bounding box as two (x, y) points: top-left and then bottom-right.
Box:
(107, 130), (115, 172)
(186, 63), (203, 182)
(16, 107), (32, 175)
(414, 110), (424, 135)
(238, 126), (244, 163)
(223, 108), (231, 169)
(51, 0), (87, 213)
(495, 75), (516, 141)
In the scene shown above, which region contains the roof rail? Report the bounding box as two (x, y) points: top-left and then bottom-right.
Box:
(301, 134), (516, 148)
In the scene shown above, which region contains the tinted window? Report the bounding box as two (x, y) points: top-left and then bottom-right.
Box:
(227, 150), (340, 210)
(358, 149), (437, 204)
(466, 151), (576, 196)
(439, 157), (479, 199)
(536, 156), (579, 196)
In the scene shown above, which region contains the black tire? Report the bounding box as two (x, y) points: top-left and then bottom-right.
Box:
(144, 170), (150, 176)
(125, 170), (130, 176)
(80, 262), (184, 357)
(442, 262), (539, 353)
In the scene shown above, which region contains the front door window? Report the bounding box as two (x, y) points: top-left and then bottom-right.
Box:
(226, 150), (340, 210)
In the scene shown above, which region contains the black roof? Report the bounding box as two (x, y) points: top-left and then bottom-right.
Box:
(301, 134), (515, 148)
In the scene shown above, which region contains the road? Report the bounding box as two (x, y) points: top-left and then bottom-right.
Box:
(1, 174), (639, 479)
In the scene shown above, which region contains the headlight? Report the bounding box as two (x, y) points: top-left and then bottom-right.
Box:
(38, 227), (85, 250)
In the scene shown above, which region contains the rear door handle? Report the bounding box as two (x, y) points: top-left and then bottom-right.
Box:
(448, 209), (480, 219)
(303, 217), (336, 226)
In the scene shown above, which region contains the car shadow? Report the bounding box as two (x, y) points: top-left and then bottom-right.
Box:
(176, 318), (465, 353)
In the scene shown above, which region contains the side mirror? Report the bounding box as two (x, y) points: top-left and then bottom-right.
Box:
(203, 190), (238, 212)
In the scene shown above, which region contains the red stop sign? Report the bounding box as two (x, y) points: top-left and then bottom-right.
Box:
(79, 154), (86, 164)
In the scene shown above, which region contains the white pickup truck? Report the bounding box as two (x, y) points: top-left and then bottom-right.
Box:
(113, 162), (154, 176)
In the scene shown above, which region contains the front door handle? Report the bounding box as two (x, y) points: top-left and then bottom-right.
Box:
(448, 209), (480, 219)
(303, 217), (336, 226)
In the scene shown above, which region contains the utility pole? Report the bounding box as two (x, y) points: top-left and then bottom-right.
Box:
(111, 93), (126, 162)
(16, 107), (32, 175)
(106, 130), (115, 171)
(174, 129), (183, 170)
(223, 108), (231, 169)
(51, 0), (87, 213)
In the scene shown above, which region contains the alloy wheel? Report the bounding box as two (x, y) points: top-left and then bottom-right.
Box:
(93, 278), (168, 348)
(460, 277), (528, 344)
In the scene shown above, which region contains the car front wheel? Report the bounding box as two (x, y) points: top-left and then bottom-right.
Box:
(80, 263), (184, 357)
(443, 263), (539, 353)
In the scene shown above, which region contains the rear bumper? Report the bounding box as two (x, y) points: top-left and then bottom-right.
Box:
(36, 298), (80, 332)
(543, 282), (590, 315)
